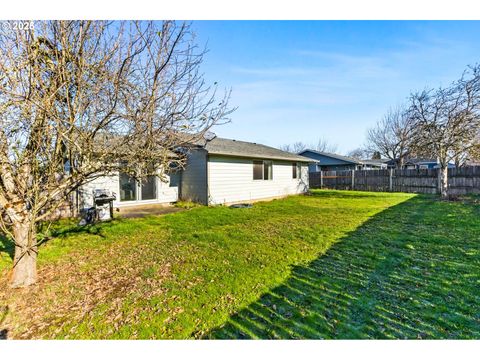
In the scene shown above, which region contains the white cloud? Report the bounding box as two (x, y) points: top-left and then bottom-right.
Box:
(216, 30), (480, 153)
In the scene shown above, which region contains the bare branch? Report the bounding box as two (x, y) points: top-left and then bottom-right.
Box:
(0, 20), (234, 287)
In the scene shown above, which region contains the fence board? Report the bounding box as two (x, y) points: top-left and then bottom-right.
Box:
(309, 166), (480, 195)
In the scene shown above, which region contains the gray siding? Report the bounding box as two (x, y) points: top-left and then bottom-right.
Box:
(308, 163), (318, 172)
(207, 155), (309, 205)
(180, 149), (208, 204)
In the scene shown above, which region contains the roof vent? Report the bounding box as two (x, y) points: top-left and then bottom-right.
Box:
(203, 131), (217, 141)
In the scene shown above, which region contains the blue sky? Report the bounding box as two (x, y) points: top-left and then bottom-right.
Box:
(190, 21), (480, 154)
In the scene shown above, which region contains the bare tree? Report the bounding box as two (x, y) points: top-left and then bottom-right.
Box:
(314, 137), (338, 153)
(346, 147), (370, 160)
(366, 106), (414, 168)
(280, 137), (337, 154)
(408, 65), (480, 198)
(371, 151), (381, 160)
(279, 141), (308, 153)
(466, 131), (480, 164)
(279, 144), (292, 152)
(455, 128), (480, 166)
(0, 21), (233, 287)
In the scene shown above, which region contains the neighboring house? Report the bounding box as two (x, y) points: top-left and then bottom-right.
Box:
(77, 135), (311, 209)
(298, 149), (361, 171)
(358, 159), (389, 170)
(181, 137), (311, 205)
(300, 149), (458, 172)
(386, 158), (455, 170)
(466, 160), (480, 167)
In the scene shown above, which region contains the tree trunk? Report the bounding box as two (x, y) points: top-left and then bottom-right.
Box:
(10, 219), (37, 288)
(439, 165), (449, 199)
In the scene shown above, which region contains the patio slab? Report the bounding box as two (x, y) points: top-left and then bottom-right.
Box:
(116, 204), (185, 218)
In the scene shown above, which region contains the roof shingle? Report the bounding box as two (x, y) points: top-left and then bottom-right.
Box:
(202, 137), (312, 162)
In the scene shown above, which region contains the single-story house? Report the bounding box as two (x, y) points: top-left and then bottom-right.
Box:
(181, 137), (311, 205)
(466, 160), (480, 167)
(298, 149), (366, 172)
(299, 149), (403, 172)
(386, 158), (455, 170)
(77, 135), (311, 209)
(299, 149), (388, 172)
(358, 159), (390, 170)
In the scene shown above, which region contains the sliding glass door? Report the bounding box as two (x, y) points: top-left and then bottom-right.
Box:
(119, 173), (137, 201)
(141, 176), (157, 200)
(119, 173), (157, 202)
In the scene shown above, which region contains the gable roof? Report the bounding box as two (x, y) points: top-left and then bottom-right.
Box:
(201, 137), (312, 162)
(360, 159), (390, 166)
(299, 149), (361, 165)
(404, 158), (438, 164)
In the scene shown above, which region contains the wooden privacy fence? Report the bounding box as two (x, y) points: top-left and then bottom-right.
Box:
(309, 166), (480, 195)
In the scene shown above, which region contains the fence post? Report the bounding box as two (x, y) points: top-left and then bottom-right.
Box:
(352, 170), (355, 190)
(320, 171), (323, 189)
(389, 169), (393, 192)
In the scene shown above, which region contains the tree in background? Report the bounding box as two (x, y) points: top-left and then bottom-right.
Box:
(280, 141), (309, 153)
(365, 106), (414, 168)
(458, 128), (480, 166)
(467, 131), (480, 164)
(280, 137), (338, 154)
(371, 151), (382, 160)
(0, 21), (232, 287)
(314, 138), (339, 153)
(345, 147), (369, 160)
(408, 65), (480, 198)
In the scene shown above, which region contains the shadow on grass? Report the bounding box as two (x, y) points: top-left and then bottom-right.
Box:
(307, 190), (393, 199)
(206, 195), (480, 339)
(0, 219), (118, 261)
(47, 220), (116, 239)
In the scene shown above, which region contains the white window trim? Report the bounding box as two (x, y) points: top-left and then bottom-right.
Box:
(253, 160), (273, 181)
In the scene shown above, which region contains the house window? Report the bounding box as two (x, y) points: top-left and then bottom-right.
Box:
(119, 167), (158, 202)
(253, 161), (263, 180)
(292, 163), (302, 179)
(119, 172), (137, 201)
(264, 160), (273, 180)
(253, 160), (273, 180)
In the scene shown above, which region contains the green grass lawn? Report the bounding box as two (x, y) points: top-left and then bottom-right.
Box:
(0, 190), (479, 339)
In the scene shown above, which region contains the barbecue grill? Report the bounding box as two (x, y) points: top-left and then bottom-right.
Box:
(92, 189), (116, 221)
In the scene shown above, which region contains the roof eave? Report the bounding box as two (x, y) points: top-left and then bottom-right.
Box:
(207, 151), (312, 163)
(299, 149), (360, 164)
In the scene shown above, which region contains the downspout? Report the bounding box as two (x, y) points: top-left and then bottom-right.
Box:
(75, 188), (80, 216)
(178, 167), (183, 201)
